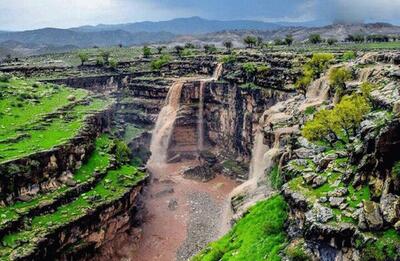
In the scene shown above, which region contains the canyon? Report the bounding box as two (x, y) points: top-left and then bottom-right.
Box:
(0, 47), (400, 261)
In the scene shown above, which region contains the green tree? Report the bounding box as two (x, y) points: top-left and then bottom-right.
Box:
(360, 82), (377, 99)
(110, 140), (130, 166)
(151, 54), (172, 70)
(285, 35), (294, 46)
(274, 38), (285, 46)
(204, 44), (217, 54)
(156, 46), (166, 54)
(342, 51), (356, 61)
(242, 62), (257, 81)
(175, 45), (184, 57)
(185, 42), (196, 49)
(100, 50), (110, 65)
(302, 95), (370, 145)
(328, 67), (352, 99)
(109, 58), (118, 69)
(307, 53), (335, 77)
(327, 38), (338, 45)
(223, 41), (233, 52)
(309, 34), (322, 44)
(143, 45), (152, 58)
(243, 36), (258, 48)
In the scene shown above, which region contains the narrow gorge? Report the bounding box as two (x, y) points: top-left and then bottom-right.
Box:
(1, 48), (400, 261)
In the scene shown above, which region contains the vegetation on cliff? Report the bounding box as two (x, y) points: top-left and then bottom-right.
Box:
(192, 195), (288, 261)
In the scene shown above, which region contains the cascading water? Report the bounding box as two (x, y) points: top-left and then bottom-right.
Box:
(149, 81), (184, 165)
(197, 63), (223, 152)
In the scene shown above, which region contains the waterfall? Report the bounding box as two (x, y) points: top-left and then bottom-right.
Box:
(149, 81), (184, 165)
(249, 127), (270, 179)
(197, 63), (223, 152)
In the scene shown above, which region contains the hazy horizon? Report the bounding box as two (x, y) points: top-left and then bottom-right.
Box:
(1, 0), (400, 31)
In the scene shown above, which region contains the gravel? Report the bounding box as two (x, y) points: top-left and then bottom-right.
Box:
(176, 192), (222, 261)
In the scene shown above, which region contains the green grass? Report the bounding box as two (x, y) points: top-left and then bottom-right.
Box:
(192, 195), (288, 261)
(0, 135), (112, 231)
(0, 79), (88, 140)
(361, 229), (400, 261)
(0, 84), (112, 164)
(270, 165), (283, 190)
(123, 124), (145, 143)
(0, 162), (146, 259)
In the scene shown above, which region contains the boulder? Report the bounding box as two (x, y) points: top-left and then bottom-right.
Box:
(361, 200), (384, 230)
(380, 193), (400, 225)
(328, 188), (349, 198)
(312, 176), (327, 188)
(305, 204), (334, 224)
(329, 197), (345, 208)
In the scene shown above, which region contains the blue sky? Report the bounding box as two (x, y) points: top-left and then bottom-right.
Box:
(1, 0), (400, 30)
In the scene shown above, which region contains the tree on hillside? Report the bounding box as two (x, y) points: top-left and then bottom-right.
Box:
(156, 46), (166, 54)
(285, 35), (294, 46)
(204, 44), (217, 54)
(256, 37), (264, 47)
(302, 94), (370, 145)
(327, 38), (338, 46)
(78, 52), (89, 66)
(100, 50), (110, 65)
(174, 45), (184, 57)
(328, 66), (352, 99)
(243, 36), (258, 48)
(143, 45), (152, 58)
(242, 62), (257, 82)
(309, 34), (322, 44)
(223, 41), (233, 52)
(185, 42), (196, 49)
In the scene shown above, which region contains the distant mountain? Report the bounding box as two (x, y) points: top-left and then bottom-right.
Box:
(71, 16), (283, 35)
(0, 28), (175, 48)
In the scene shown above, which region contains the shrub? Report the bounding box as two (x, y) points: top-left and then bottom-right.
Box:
(110, 140), (130, 165)
(285, 241), (311, 261)
(309, 34), (322, 44)
(360, 82), (377, 98)
(143, 45), (152, 58)
(327, 38), (338, 45)
(181, 48), (194, 57)
(220, 54), (237, 64)
(99, 50), (110, 64)
(78, 52), (89, 66)
(109, 58), (118, 69)
(342, 51), (357, 61)
(285, 34), (294, 46)
(270, 165), (283, 190)
(151, 54), (172, 70)
(223, 41), (233, 51)
(204, 44), (217, 54)
(0, 73), (12, 82)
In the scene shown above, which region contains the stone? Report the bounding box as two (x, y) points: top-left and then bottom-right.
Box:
(318, 197), (328, 203)
(312, 176), (327, 188)
(328, 188), (349, 198)
(318, 154), (337, 170)
(305, 204), (334, 224)
(168, 198), (178, 211)
(303, 172), (317, 184)
(362, 200), (384, 230)
(395, 221), (400, 232)
(394, 101), (400, 116)
(329, 197), (345, 208)
(380, 193), (400, 225)
(67, 95), (76, 101)
(65, 179), (77, 187)
(339, 203), (349, 210)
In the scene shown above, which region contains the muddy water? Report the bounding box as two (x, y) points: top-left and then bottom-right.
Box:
(129, 162), (238, 261)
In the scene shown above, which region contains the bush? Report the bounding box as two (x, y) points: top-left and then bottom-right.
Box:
(309, 34), (322, 44)
(342, 51), (356, 61)
(0, 73), (12, 82)
(204, 44), (217, 54)
(151, 54), (172, 70)
(143, 46), (152, 58)
(327, 38), (338, 45)
(181, 48), (194, 57)
(285, 241), (311, 261)
(360, 82), (377, 98)
(270, 165), (283, 190)
(302, 94), (370, 145)
(109, 58), (118, 69)
(78, 52), (89, 66)
(110, 140), (130, 165)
